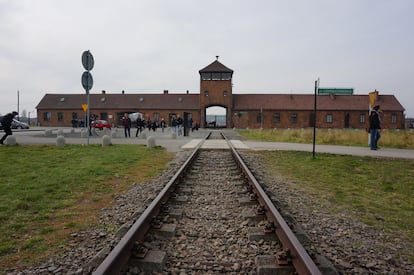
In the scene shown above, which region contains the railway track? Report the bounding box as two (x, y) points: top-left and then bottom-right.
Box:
(93, 131), (336, 274)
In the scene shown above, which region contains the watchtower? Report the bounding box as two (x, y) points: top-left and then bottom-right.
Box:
(199, 57), (234, 127)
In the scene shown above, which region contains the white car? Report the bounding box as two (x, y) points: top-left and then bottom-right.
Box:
(12, 119), (30, 129)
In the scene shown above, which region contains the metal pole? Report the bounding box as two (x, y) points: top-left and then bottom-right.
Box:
(17, 90), (20, 120)
(261, 107), (263, 129)
(312, 80), (318, 158)
(87, 90), (90, 145)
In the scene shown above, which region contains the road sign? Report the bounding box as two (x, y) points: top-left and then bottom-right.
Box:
(81, 71), (93, 92)
(82, 104), (88, 112)
(82, 50), (94, 71)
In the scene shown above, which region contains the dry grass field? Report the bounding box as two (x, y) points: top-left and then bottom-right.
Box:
(238, 128), (414, 149)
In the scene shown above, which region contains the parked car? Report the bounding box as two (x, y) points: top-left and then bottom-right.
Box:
(0, 117), (30, 129)
(90, 120), (111, 130)
(12, 119), (30, 129)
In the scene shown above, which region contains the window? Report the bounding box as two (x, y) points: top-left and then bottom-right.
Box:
(72, 112), (78, 119)
(359, 114), (365, 124)
(273, 113), (281, 123)
(326, 114), (333, 123)
(256, 112), (263, 123)
(201, 73), (211, 80)
(223, 91), (228, 97)
(221, 72), (231, 80)
(43, 112), (51, 121)
(290, 114), (297, 124)
(153, 112), (159, 122)
(391, 114), (397, 123)
(100, 113), (108, 120)
(212, 73), (221, 80)
(58, 112), (64, 121)
(204, 91), (209, 97)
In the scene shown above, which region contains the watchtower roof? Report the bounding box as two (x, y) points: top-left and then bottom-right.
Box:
(199, 60), (234, 74)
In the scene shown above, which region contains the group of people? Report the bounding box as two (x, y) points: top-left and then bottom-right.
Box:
(121, 113), (169, 138)
(1, 109), (383, 148)
(171, 115), (184, 136)
(120, 113), (193, 138)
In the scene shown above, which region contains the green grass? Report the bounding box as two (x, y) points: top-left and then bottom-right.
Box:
(261, 151), (414, 255)
(0, 144), (173, 268)
(238, 128), (414, 149)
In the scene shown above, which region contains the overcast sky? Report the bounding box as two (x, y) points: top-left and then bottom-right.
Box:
(1, 0), (413, 117)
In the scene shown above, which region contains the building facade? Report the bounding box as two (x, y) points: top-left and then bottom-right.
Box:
(36, 59), (406, 129)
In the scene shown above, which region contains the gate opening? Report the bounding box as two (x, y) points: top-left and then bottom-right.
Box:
(206, 106), (226, 128)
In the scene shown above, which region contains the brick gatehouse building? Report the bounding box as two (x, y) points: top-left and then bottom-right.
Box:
(36, 58), (406, 129)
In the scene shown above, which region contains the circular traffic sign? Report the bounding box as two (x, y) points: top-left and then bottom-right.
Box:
(82, 50), (94, 71)
(81, 71), (93, 92)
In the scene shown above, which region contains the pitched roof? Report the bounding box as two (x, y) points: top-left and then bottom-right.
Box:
(36, 93), (405, 113)
(36, 93), (200, 110)
(232, 94), (405, 112)
(199, 60), (234, 73)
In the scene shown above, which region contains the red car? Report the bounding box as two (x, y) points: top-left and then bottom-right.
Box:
(91, 120), (111, 130)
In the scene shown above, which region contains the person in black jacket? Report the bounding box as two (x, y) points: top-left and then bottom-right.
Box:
(0, 111), (18, 145)
(369, 105), (381, 150)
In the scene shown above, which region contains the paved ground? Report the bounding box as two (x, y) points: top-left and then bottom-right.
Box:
(5, 127), (414, 159)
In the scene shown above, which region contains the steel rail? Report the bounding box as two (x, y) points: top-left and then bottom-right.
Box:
(224, 135), (322, 275)
(93, 133), (210, 275)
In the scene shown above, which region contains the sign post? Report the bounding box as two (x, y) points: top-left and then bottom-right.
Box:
(312, 78), (319, 159)
(81, 50), (94, 145)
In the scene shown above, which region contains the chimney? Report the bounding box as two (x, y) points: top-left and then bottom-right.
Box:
(163, 90), (169, 94)
(122, 90), (125, 94)
(186, 90), (189, 94)
(101, 90), (106, 94)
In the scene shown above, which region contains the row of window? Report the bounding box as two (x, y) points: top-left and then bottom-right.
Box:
(43, 112), (109, 122)
(201, 72), (232, 81)
(43, 111), (399, 125)
(204, 91), (228, 97)
(255, 112), (398, 124)
(43, 112), (176, 124)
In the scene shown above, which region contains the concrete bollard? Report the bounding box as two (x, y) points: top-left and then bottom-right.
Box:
(44, 129), (53, 137)
(140, 132), (147, 139)
(102, 135), (111, 146)
(5, 135), (17, 146)
(111, 131), (117, 139)
(171, 132), (177, 139)
(70, 128), (75, 134)
(56, 135), (65, 147)
(147, 136), (156, 148)
(81, 129), (87, 138)
(57, 129), (64, 136)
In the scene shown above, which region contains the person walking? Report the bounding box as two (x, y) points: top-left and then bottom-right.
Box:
(171, 116), (178, 135)
(176, 114), (183, 136)
(160, 118), (166, 132)
(0, 111), (18, 145)
(122, 113), (131, 138)
(135, 117), (143, 137)
(369, 105), (381, 150)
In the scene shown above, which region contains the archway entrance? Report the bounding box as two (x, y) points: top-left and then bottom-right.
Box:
(205, 106), (227, 128)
